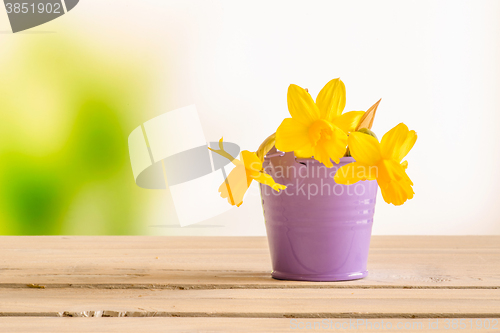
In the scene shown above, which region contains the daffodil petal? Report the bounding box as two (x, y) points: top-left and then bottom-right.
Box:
(287, 84), (320, 126)
(219, 164), (251, 207)
(312, 126), (347, 167)
(295, 146), (314, 158)
(240, 150), (262, 172)
(396, 130), (417, 162)
(348, 132), (382, 165)
(377, 159), (406, 184)
(377, 159), (414, 205)
(379, 177), (414, 206)
(333, 111), (365, 134)
(275, 118), (311, 152)
(316, 78), (346, 121)
(252, 172), (287, 191)
(380, 123), (416, 162)
(334, 161), (377, 185)
(380, 123), (408, 160)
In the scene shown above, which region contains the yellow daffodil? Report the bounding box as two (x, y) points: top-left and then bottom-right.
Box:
(275, 78), (365, 167)
(209, 139), (286, 207)
(334, 123), (417, 206)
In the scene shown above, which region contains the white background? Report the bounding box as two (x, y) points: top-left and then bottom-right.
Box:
(2, 0), (499, 235)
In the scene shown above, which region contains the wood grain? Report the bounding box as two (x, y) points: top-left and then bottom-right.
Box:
(3, 318), (498, 333)
(0, 236), (498, 331)
(0, 236), (498, 288)
(0, 288), (499, 318)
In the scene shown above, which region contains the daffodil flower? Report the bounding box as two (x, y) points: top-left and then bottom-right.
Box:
(275, 78), (365, 167)
(334, 123), (417, 206)
(209, 139), (286, 207)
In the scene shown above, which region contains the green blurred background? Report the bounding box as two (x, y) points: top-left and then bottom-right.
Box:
(0, 34), (156, 235)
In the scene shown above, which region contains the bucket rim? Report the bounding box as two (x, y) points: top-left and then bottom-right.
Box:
(264, 153), (356, 166)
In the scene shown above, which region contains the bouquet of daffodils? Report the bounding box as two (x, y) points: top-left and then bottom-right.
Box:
(210, 78), (417, 207)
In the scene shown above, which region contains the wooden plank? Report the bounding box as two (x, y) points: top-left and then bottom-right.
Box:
(1, 317), (499, 333)
(0, 288), (499, 318)
(1, 236), (499, 249)
(0, 236), (499, 288)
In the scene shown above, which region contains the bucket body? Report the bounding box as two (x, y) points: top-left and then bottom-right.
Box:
(260, 154), (378, 281)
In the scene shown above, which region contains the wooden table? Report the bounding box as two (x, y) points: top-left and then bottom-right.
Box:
(0, 236), (499, 332)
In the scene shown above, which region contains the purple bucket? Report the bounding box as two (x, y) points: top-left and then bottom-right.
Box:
(260, 152), (378, 281)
